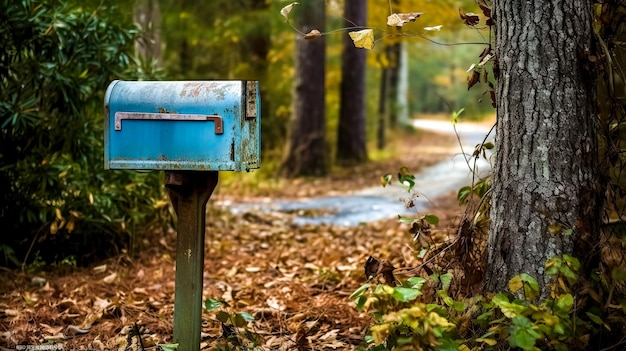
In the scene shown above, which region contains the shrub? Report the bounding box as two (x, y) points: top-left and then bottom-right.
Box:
(0, 0), (166, 267)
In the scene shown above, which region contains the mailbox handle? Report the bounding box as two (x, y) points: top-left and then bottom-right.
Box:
(114, 112), (224, 135)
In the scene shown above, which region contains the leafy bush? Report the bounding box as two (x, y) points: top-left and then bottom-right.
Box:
(351, 254), (626, 350)
(0, 0), (166, 267)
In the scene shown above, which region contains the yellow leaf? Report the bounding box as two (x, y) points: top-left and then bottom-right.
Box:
(509, 275), (523, 293)
(387, 12), (424, 27)
(66, 218), (75, 233)
(50, 220), (58, 235)
(304, 29), (322, 40)
(280, 2), (299, 22)
(348, 29), (374, 50)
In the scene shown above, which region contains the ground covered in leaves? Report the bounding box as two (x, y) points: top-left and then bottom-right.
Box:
(1, 127), (474, 350)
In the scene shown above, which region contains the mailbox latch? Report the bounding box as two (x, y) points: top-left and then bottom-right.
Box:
(114, 112), (224, 135)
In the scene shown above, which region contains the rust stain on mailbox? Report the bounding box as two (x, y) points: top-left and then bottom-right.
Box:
(104, 80), (260, 171)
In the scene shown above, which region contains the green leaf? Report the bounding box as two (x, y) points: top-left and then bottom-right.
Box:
(205, 298), (223, 311)
(520, 274), (540, 300)
(545, 257), (562, 276)
(451, 108), (465, 125)
(434, 338), (460, 351)
(159, 344), (179, 351)
(457, 186), (472, 203)
(476, 310), (493, 321)
(392, 287), (421, 302)
(555, 293), (574, 313)
(560, 265), (577, 280)
(440, 272), (453, 291)
(350, 283), (371, 300)
(397, 215), (415, 224)
(406, 277), (426, 290)
(585, 312), (603, 325)
(509, 316), (542, 350)
(423, 214), (439, 225)
(563, 255), (580, 272)
(482, 142), (495, 149)
(399, 175), (415, 192)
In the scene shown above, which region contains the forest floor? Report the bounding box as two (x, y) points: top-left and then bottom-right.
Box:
(0, 121), (481, 350)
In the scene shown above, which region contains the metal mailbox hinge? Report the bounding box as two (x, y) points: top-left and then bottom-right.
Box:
(114, 112), (223, 134)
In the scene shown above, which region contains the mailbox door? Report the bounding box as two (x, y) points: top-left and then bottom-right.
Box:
(104, 80), (260, 171)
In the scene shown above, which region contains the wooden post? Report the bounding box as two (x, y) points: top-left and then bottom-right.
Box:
(165, 171), (219, 351)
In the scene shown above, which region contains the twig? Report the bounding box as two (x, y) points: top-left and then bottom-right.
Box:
(134, 322), (146, 351)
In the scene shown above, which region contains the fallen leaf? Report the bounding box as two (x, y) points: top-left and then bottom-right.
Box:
(22, 291), (38, 306)
(1, 309), (19, 317)
(387, 12), (423, 27)
(266, 297), (286, 311)
(348, 29), (374, 50)
(304, 29), (321, 40)
(102, 272), (117, 284)
(93, 297), (111, 311)
(280, 2), (300, 22)
(92, 264), (107, 274)
(31, 276), (47, 287)
(65, 325), (90, 336)
(40, 323), (64, 335)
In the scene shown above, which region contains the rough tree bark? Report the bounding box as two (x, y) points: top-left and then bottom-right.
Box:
(486, 0), (601, 293)
(336, 0), (367, 166)
(281, 1), (327, 177)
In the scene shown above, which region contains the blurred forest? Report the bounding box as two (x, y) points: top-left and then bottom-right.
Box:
(152, 0), (493, 160)
(0, 0), (493, 267)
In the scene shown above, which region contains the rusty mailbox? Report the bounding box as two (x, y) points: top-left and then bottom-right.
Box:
(104, 80), (260, 351)
(104, 80), (260, 171)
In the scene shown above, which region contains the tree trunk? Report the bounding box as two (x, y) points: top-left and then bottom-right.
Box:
(377, 61), (388, 151)
(486, 0), (600, 293)
(386, 42), (401, 129)
(396, 43), (410, 127)
(133, 0), (162, 65)
(281, 1), (327, 177)
(336, 0), (367, 166)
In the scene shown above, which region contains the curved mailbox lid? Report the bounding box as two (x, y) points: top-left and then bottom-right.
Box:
(104, 80), (260, 171)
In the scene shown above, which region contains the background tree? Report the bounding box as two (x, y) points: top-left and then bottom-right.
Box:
(134, 0), (162, 65)
(281, 0), (328, 177)
(486, 0), (600, 293)
(336, 0), (368, 166)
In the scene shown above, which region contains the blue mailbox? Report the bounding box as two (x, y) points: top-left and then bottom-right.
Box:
(104, 80), (260, 171)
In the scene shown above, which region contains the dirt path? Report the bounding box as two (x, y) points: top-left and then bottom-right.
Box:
(0, 126), (474, 350)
